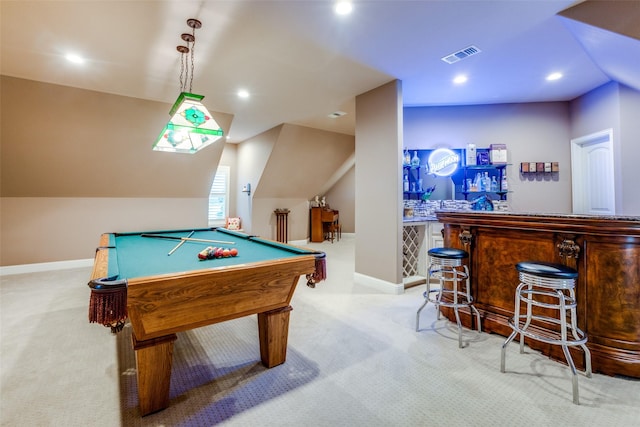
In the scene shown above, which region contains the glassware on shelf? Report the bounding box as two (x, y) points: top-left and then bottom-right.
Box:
(403, 149), (411, 166)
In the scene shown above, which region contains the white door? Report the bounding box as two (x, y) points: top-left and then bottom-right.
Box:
(571, 129), (615, 215)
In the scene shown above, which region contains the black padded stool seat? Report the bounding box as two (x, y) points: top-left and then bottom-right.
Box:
(516, 261), (578, 279)
(428, 247), (468, 259)
(501, 260), (592, 404)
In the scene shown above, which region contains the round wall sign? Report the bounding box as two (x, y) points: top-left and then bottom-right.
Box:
(428, 148), (460, 176)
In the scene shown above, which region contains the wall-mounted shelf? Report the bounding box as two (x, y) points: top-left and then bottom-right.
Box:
(462, 190), (508, 197)
(520, 162), (559, 173)
(460, 164), (509, 200)
(464, 164), (508, 170)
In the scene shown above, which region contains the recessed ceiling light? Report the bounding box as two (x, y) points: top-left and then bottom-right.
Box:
(546, 72), (563, 81)
(65, 53), (85, 64)
(453, 75), (468, 84)
(334, 1), (353, 15)
(237, 89), (250, 99)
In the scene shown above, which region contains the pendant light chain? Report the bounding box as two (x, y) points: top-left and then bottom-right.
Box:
(179, 49), (187, 93)
(176, 19), (200, 93)
(189, 24), (195, 93)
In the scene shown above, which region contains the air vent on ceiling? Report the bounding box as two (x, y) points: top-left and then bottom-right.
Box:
(441, 45), (481, 64)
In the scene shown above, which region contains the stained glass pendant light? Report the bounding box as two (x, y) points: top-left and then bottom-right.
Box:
(153, 19), (224, 153)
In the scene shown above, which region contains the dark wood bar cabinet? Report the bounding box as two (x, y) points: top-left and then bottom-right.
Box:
(435, 210), (640, 378)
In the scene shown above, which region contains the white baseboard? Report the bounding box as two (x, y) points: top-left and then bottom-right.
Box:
(290, 233), (354, 247)
(289, 239), (309, 246)
(353, 272), (404, 295)
(0, 258), (94, 276)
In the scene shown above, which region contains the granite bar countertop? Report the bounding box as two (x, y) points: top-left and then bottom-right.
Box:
(403, 216), (437, 223)
(435, 210), (640, 222)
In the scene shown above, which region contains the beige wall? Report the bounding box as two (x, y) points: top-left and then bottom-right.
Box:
(237, 123), (354, 241)
(570, 82), (640, 216)
(251, 198), (311, 243)
(0, 77), (356, 265)
(1, 76), (233, 266)
(1, 77), (233, 197)
(325, 165), (355, 234)
(619, 85), (640, 215)
(354, 80), (404, 290)
(1, 197), (209, 264)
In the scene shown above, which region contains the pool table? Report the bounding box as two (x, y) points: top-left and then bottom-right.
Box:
(87, 227), (325, 416)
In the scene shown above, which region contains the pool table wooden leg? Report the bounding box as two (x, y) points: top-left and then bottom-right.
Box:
(258, 306), (293, 368)
(132, 333), (178, 416)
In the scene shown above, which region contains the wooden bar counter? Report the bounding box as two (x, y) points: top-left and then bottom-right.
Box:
(435, 210), (640, 378)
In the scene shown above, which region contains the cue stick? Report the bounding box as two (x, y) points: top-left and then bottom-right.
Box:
(167, 230), (195, 256)
(141, 233), (235, 245)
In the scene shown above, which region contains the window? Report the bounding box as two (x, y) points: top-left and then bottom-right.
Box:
(208, 166), (230, 227)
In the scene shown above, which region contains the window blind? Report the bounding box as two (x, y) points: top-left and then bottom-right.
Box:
(208, 166), (230, 226)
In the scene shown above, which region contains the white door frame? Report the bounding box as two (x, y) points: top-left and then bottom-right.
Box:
(570, 128), (615, 215)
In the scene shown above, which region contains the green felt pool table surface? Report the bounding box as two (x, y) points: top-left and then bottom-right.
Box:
(104, 228), (318, 280)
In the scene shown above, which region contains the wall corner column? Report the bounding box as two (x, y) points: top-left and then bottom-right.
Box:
(354, 80), (404, 292)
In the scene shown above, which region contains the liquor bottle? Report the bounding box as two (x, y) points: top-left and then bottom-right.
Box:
(411, 151), (420, 167)
(491, 176), (498, 192)
(475, 173), (483, 191)
(403, 174), (409, 192)
(501, 174), (508, 191)
(403, 149), (411, 166)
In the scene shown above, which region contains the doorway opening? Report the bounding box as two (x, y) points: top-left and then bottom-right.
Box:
(570, 129), (615, 215)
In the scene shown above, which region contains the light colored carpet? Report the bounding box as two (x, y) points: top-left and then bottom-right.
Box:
(1, 235), (639, 426)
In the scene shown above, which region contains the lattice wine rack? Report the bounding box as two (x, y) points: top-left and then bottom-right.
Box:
(403, 225), (424, 278)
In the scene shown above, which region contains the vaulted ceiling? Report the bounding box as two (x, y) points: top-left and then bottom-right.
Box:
(2, 1), (638, 143)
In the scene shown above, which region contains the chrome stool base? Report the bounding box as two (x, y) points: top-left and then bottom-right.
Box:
(416, 248), (481, 348)
(501, 261), (592, 404)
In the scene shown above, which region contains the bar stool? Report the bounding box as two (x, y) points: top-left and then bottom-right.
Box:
(415, 247), (481, 348)
(501, 261), (592, 404)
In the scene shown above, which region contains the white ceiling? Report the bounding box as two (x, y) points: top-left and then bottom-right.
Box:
(2, 1), (639, 143)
